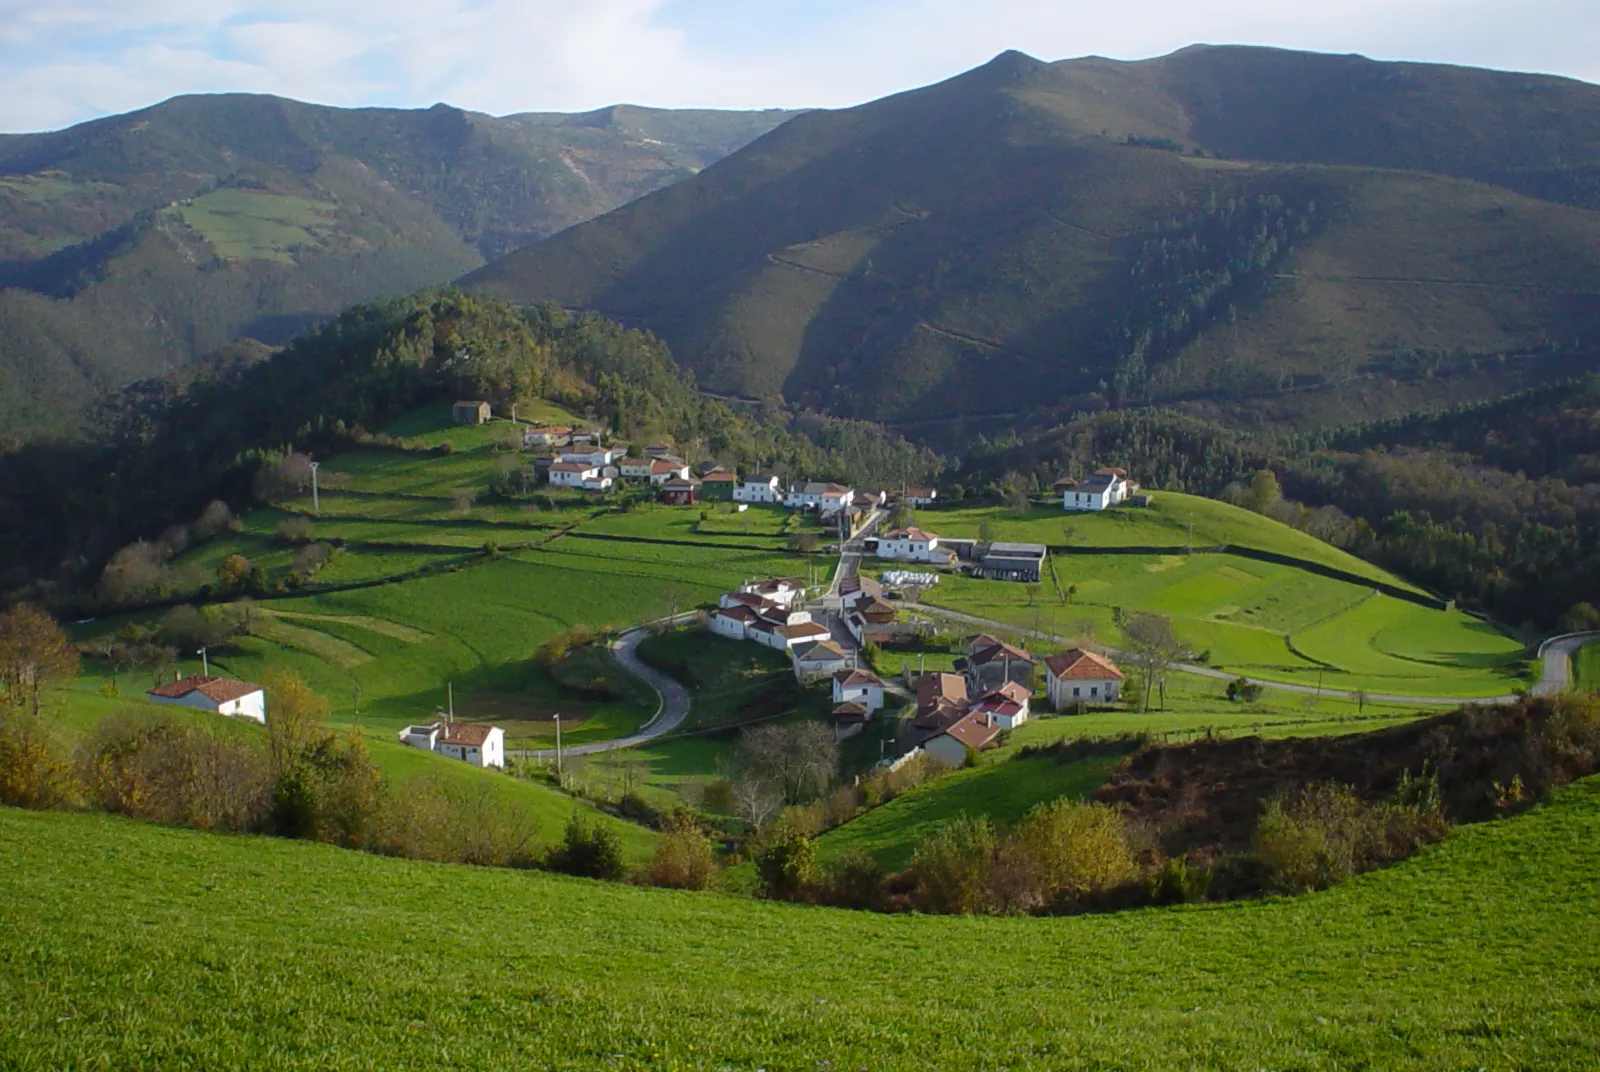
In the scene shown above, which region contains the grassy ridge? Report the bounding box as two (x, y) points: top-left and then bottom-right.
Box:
(4, 776), (1599, 1068)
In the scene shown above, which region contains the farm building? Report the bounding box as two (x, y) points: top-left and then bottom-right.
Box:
(971, 542), (1048, 582)
(398, 722), (505, 769)
(700, 471), (737, 500)
(735, 473), (783, 503)
(903, 487), (939, 506)
(659, 476), (700, 505)
(452, 400), (491, 425)
(1044, 649), (1124, 708)
(146, 675), (265, 724)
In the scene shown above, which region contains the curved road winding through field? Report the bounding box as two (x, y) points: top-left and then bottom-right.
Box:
(509, 624), (692, 760)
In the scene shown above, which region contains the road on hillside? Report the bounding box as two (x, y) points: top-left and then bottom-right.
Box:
(910, 604), (1588, 707)
(508, 622), (692, 760)
(828, 506), (884, 599)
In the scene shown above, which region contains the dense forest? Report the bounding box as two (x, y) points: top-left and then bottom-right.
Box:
(0, 291), (937, 602)
(956, 380), (1600, 632)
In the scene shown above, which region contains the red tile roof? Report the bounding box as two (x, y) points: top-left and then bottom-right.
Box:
(796, 640), (848, 662)
(969, 640), (1034, 666)
(439, 723), (498, 747)
(915, 672), (967, 712)
(702, 471), (737, 481)
(941, 712), (1003, 751)
(833, 702), (868, 719)
(549, 461), (594, 473)
(833, 669), (883, 688)
(715, 605), (761, 624)
(886, 527), (938, 543)
(778, 622), (832, 641)
(148, 676), (262, 704)
(1044, 648), (1124, 681)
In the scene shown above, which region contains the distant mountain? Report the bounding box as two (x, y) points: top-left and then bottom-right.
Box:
(0, 95), (800, 436)
(465, 46), (1600, 437)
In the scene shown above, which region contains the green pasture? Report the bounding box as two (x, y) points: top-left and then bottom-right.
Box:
(910, 547), (1530, 697)
(5, 776), (1598, 1069)
(922, 491), (1417, 589)
(175, 188), (337, 263)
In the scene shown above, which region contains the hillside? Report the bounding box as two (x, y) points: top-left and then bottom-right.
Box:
(0, 95), (800, 437)
(4, 777), (1598, 1067)
(466, 46), (1600, 435)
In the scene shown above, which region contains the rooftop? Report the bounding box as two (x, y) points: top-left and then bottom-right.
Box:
(439, 723), (499, 747)
(1045, 648), (1124, 680)
(148, 675), (262, 703)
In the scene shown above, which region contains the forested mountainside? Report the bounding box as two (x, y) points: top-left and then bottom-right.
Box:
(467, 45), (1600, 433)
(0, 96), (799, 437)
(0, 291), (933, 597)
(953, 376), (1600, 630)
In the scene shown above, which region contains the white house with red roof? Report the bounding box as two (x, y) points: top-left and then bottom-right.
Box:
(876, 527), (952, 564)
(970, 680), (1032, 730)
(923, 710), (1003, 767)
(146, 675), (265, 723)
(832, 668), (886, 713)
(734, 473), (783, 504)
(648, 458), (691, 485)
(1045, 649), (1124, 708)
(903, 487), (939, 506)
(398, 722), (505, 769)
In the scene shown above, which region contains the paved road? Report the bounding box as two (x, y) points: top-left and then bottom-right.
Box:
(508, 623), (692, 760)
(912, 603), (1589, 707)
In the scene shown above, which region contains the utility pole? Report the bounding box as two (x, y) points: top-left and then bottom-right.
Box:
(554, 713), (563, 782)
(447, 682), (454, 724)
(197, 647), (209, 676)
(309, 461), (321, 515)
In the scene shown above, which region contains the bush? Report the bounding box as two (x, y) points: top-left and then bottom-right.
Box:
(755, 829), (821, 902)
(823, 850), (887, 911)
(1226, 677), (1263, 703)
(273, 517), (316, 545)
(79, 713), (272, 832)
(0, 710), (77, 809)
(909, 817), (997, 915)
(1003, 799), (1138, 912)
(1253, 782), (1443, 894)
(371, 775), (540, 867)
(645, 815), (718, 890)
(545, 812), (627, 881)
(1146, 856), (1212, 905)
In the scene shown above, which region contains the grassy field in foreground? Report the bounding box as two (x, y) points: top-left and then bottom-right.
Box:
(4, 778), (1599, 1070)
(1574, 640), (1600, 692)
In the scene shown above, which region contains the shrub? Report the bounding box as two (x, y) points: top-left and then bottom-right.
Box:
(545, 812), (627, 881)
(0, 710), (77, 809)
(823, 850), (887, 911)
(645, 815), (718, 890)
(755, 829), (821, 902)
(1146, 856), (1212, 905)
(273, 517), (316, 545)
(908, 817), (997, 915)
(79, 713), (272, 832)
(1252, 782), (1442, 894)
(1005, 799), (1139, 912)
(1226, 677), (1263, 703)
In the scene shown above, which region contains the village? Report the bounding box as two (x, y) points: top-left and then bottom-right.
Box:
(143, 397), (1140, 778)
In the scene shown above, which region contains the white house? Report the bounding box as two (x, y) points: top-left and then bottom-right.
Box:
(522, 426), (572, 449)
(793, 639), (852, 679)
(969, 681), (1032, 730)
(549, 461), (613, 490)
(738, 577), (807, 609)
(720, 591), (811, 626)
(786, 481), (853, 510)
(619, 457), (655, 481)
(559, 446), (619, 468)
(734, 473), (783, 504)
(146, 675), (265, 723)
(709, 604), (762, 641)
(1044, 649), (1124, 708)
(1063, 468), (1131, 512)
(749, 619), (831, 652)
(398, 722), (505, 769)
(876, 527), (952, 564)
(904, 487), (939, 507)
(648, 458), (691, 485)
(832, 669), (886, 713)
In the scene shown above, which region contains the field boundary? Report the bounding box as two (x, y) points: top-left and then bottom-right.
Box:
(564, 530), (796, 554)
(1049, 543), (1449, 611)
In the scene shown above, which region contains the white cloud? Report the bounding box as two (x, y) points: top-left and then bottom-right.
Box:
(0, 0), (1593, 131)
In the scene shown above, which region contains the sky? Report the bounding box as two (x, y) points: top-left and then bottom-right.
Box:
(0, 0), (1595, 132)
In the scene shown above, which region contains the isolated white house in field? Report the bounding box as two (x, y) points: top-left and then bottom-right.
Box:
(1044, 649), (1124, 708)
(734, 473), (783, 504)
(876, 527), (952, 564)
(146, 675), (266, 723)
(1063, 468), (1133, 512)
(398, 722), (505, 769)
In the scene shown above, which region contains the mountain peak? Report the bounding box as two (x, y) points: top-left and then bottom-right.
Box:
(978, 49), (1047, 82)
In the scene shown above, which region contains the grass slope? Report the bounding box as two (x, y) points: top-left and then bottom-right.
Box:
(4, 776), (1599, 1069)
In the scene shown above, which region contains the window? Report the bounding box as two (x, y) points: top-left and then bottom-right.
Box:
(1073, 686), (1081, 698)
(1091, 686), (1099, 696)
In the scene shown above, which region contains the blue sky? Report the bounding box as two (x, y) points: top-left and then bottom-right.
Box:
(0, 0), (1595, 132)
